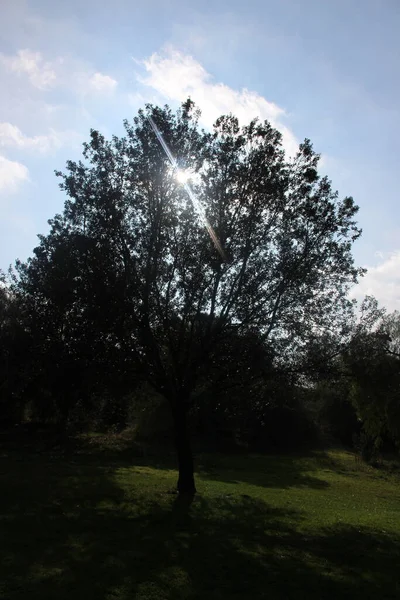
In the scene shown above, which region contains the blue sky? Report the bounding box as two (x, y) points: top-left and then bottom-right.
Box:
(1, 0), (399, 309)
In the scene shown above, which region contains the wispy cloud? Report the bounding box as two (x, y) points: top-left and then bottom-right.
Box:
(138, 48), (298, 156)
(0, 122), (82, 154)
(0, 49), (57, 90)
(0, 122), (60, 153)
(89, 72), (117, 94)
(351, 251), (400, 312)
(0, 48), (117, 97)
(0, 155), (29, 193)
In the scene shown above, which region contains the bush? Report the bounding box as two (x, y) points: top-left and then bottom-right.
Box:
(190, 383), (318, 453)
(129, 384), (173, 443)
(353, 431), (380, 464)
(242, 404), (318, 451)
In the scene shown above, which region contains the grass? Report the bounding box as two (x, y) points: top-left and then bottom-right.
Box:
(0, 430), (400, 599)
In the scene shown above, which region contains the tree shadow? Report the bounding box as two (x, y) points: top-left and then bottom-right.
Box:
(1, 453), (399, 600)
(0, 425), (334, 492)
(196, 451), (332, 490)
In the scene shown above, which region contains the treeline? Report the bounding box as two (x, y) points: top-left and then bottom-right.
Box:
(0, 100), (399, 491)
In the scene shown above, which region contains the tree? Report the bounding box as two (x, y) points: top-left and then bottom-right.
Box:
(12, 220), (140, 428)
(191, 324), (275, 445)
(0, 270), (31, 425)
(345, 298), (400, 451)
(14, 100), (363, 494)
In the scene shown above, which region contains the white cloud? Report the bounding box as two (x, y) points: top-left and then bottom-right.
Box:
(0, 49), (117, 98)
(351, 251), (400, 312)
(0, 122), (58, 153)
(138, 48), (298, 156)
(0, 49), (56, 90)
(89, 72), (117, 93)
(0, 123), (83, 154)
(0, 155), (29, 193)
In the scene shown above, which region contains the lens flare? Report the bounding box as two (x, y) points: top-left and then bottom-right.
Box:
(147, 115), (226, 262)
(175, 169), (191, 185)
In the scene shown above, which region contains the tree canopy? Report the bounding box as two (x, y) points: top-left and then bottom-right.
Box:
(13, 100), (365, 492)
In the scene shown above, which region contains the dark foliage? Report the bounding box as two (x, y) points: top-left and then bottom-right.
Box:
(5, 100), (375, 486)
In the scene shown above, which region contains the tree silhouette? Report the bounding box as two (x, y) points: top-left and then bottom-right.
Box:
(14, 100), (363, 493)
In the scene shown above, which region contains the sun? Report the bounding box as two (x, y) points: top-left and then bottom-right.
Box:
(175, 169), (191, 185)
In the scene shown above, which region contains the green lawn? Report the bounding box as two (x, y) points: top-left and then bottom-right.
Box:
(1, 434), (399, 599)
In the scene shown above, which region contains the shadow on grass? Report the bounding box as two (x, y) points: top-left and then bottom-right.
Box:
(196, 451), (332, 490)
(0, 425), (334, 491)
(1, 453), (399, 600)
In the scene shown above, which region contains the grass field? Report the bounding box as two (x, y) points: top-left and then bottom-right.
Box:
(1, 431), (399, 599)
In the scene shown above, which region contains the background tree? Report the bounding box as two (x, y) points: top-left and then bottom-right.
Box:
(0, 270), (32, 425)
(13, 219), (140, 429)
(345, 299), (400, 455)
(14, 100), (364, 494)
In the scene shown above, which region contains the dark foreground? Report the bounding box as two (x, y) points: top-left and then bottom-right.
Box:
(1, 431), (399, 599)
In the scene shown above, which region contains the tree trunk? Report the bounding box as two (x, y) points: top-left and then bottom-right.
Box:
(172, 401), (196, 495)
